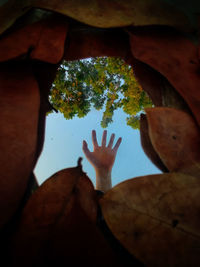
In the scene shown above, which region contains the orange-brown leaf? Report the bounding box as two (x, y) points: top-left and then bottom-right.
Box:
(146, 107), (200, 172)
(129, 28), (200, 126)
(100, 172), (200, 266)
(10, 165), (123, 266)
(0, 63), (40, 228)
(140, 113), (168, 172)
(0, 15), (68, 63)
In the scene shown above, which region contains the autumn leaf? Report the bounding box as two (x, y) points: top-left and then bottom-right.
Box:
(10, 160), (124, 266)
(139, 113), (168, 172)
(146, 107), (200, 173)
(100, 172), (200, 266)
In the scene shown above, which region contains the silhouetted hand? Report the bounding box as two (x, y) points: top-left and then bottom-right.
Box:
(82, 130), (122, 192)
(83, 130), (122, 171)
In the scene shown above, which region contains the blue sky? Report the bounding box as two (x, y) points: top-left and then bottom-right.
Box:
(34, 108), (161, 187)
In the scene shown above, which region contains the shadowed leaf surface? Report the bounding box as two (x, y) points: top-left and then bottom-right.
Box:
(0, 62), (40, 228)
(35, 0), (191, 30)
(129, 27), (200, 126)
(0, 0), (192, 35)
(64, 27), (129, 61)
(48, 199), (124, 267)
(10, 164), (124, 266)
(14, 163), (97, 230)
(0, 14), (68, 63)
(129, 57), (163, 106)
(10, 165), (86, 266)
(146, 107), (200, 172)
(100, 172), (200, 266)
(140, 113), (168, 172)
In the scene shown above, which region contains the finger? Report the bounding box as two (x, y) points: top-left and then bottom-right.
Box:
(107, 133), (115, 148)
(101, 130), (107, 147)
(113, 137), (122, 153)
(92, 130), (98, 148)
(82, 140), (91, 157)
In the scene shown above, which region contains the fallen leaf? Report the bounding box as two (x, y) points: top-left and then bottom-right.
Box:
(16, 160), (96, 230)
(146, 107), (200, 172)
(64, 27), (129, 61)
(130, 57), (163, 106)
(129, 27), (200, 126)
(0, 14), (68, 63)
(10, 162), (124, 266)
(140, 113), (168, 172)
(0, 62), (40, 228)
(100, 172), (200, 266)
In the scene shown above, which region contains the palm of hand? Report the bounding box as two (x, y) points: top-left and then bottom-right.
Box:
(87, 146), (116, 171)
(83, 130), (122, 172)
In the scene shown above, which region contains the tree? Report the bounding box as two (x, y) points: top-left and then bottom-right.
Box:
(49, 57), (152, 129)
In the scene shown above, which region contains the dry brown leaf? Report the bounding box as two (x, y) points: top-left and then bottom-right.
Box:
(0, 0), (191, 34)
(64, 27), (129, 61)
(0, 62), (40, 228)
(10, 165), (83, 265)
(34, 0), (191, 30)
(10, 163), (124, 266)
(30, 15), (68, 63)
(16, 161), (97, 230)
(0, 15), (68, 63)
(129, 28), (200, 126)
(130, 57), (163, 106)
(76, 174), (98, 222)
(10, 162), (95, 263)
(100, 172), (200, 266)
(140, 113), (168, 172)
(48, 199), (124, 267)
(145, 107), (200, 172)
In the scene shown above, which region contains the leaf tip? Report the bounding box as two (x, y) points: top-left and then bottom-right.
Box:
(77, 157), (83, 169)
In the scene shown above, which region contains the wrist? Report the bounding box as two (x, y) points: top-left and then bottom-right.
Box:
(95, 167), (112, 178)
(95, 168), (112, 192)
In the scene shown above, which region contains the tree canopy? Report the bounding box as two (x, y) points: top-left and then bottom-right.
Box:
(49, 57), (152, 129)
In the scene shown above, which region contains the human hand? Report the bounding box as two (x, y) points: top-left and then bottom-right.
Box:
(82, 130), (122, 172)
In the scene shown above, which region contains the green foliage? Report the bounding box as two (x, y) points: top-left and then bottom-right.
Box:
(49, 57), (152, 129)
